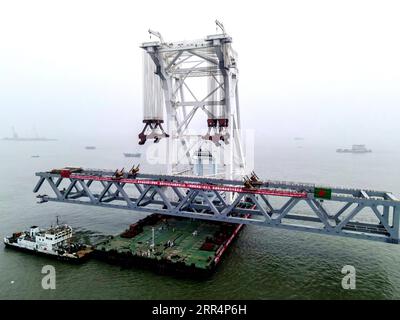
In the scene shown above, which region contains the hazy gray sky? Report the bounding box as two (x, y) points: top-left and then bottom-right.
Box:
(0, 0), (399, 146)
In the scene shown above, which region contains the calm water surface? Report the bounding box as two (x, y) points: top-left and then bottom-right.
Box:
(0, 138), (399, 299)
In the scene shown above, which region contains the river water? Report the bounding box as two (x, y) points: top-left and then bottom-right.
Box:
(0, 138), (399, 299)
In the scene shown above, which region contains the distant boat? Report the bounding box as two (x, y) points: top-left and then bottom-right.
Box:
(123, 152), (141, 158)
(31, 155), (40, 158)
(337, 145), (372, 154)
(85, 146), (96, 150)
(3, 127), (57, 142)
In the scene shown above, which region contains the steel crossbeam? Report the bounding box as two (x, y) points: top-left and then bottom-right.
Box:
(34, 169), (400, 244)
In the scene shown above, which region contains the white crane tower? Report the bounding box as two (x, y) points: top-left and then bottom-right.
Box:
(139, 21), (246, 180)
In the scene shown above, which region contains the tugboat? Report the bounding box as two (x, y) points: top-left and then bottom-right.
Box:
(336, 144), (372, 154)
(3, 218), (93, 263)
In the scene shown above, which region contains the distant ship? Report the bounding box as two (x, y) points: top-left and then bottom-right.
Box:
(85, 146), (96, 150)
(3, 219), (92, 263)
(123, 152), (141, 158)
(2, 127), (57, 142)
(337, 145), (372, 154)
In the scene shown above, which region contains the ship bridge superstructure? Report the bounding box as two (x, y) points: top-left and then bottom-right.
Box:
(34, 168), (400, 244)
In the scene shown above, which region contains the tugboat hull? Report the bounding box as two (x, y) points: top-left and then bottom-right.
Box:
(3, 241), (92, 263)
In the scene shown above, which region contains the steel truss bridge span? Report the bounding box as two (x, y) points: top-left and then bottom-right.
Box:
(34, 169), (400, 244)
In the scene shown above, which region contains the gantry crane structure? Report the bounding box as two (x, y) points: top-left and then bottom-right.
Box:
(32, 23), (400, 246)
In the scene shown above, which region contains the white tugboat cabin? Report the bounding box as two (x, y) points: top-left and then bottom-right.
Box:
(4, 221), (92, 261)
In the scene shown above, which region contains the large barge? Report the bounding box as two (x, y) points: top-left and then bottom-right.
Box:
(93, 204), (253, 277)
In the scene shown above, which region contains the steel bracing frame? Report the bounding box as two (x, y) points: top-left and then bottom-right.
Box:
(141, 33), (245, 179)
(34, 169), (400, 244)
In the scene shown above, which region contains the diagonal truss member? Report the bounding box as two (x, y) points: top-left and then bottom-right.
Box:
(33, 169), (400, 244)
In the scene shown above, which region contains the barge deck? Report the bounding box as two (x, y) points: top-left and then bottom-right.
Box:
(94, 207), (252, 277)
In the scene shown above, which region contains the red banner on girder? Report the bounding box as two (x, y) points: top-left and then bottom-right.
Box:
(70, 174), (308, 198)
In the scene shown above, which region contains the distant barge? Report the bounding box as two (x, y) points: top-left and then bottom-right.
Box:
(123, 152), (141, 158)
(93, 205), (252, 277)
(337, 144), (372, 154)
